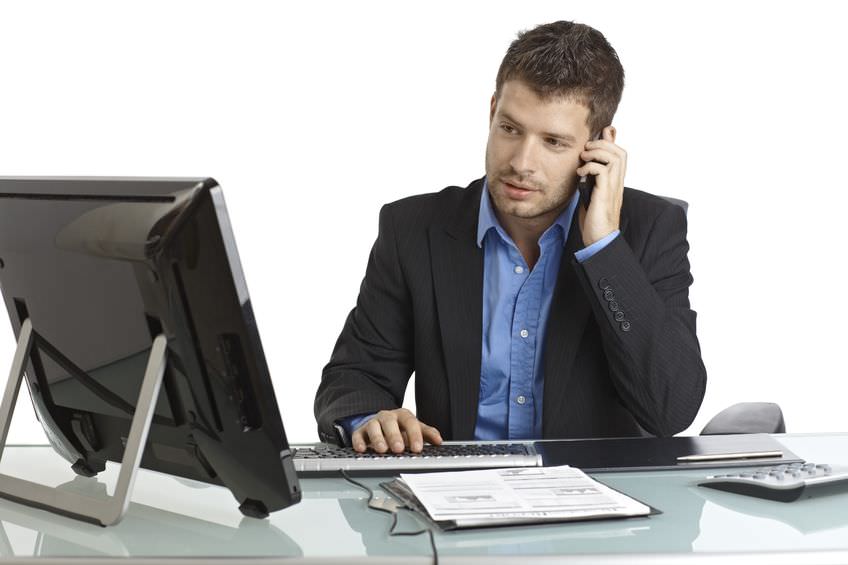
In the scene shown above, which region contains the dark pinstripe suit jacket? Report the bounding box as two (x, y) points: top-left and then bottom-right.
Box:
(314, 177), (707, 444)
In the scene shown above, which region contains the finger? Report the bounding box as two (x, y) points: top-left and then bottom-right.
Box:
(421, 424), (443, 446)
(351, 427), (367, 453)
(589, 157), (623, 191)
(585, 139), (625, 159)
(380, 417), (406, 453)
(363, 418), (388, 453)
(579, 148), (614, 165)
(575, 161), (606, 179)
(579, 153), (625, 191)
(398, 415), (425, 452)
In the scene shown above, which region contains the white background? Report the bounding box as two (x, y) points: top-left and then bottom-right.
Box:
(0, 0), (846, 445)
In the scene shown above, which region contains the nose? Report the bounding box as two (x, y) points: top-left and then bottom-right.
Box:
(509, 138), (537, 175)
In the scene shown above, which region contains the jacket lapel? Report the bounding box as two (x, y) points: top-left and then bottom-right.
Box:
(541, 206), (630, 437)
(541, 208), (592, 436)
(429, 180), (484, 440)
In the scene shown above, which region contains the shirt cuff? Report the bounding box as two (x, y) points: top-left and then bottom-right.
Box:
(574, 230), (620, 263)
(338, 413), (377, 437)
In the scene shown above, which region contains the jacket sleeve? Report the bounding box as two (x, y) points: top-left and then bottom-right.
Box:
(313, 204), (414, 444)
(573, 203), (707, 436)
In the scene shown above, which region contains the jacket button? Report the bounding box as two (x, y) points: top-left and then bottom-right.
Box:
(608, 301), (619, 312)
(621, 321), (632, 332)
(598, 277), (612, 290)
(614, 311), (625, 321)
(603, 289), (615, 301)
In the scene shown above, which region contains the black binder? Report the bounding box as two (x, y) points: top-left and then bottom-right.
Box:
(536, 433), (801, 472)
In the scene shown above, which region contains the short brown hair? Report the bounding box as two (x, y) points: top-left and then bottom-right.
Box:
(495, 21), (625, 137)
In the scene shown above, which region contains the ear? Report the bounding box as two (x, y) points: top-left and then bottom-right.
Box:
(604, 125), (617, 143)
(489, 93), (497, 125)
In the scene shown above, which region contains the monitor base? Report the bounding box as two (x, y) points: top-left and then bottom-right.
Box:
(0, 318), (167, 526)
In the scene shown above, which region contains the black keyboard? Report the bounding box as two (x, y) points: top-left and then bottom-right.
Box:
(293, 442), (542, 475)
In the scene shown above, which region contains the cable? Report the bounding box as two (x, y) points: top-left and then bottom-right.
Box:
(340, 469), (438, 565)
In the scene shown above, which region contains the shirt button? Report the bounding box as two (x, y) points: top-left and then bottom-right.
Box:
(514, 265), (524, 274)
(519, 329), (529, 338)
(516, 395), (526, 405)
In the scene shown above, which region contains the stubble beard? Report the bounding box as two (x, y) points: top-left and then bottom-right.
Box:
(485, 144), (574, 223)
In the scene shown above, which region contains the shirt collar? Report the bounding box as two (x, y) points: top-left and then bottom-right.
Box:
(476, 177), (578, 249)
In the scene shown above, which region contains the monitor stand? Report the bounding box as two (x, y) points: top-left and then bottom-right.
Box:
(0, 319), (167, 526)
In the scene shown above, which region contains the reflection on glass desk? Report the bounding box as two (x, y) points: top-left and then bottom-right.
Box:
(0, 435), (847, 563)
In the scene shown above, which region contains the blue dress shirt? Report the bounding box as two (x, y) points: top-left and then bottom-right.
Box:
(341, 177), (619, 440)
(474, 178), (616, 439)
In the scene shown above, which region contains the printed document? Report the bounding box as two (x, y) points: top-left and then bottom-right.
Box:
(397, 465), (650, 528)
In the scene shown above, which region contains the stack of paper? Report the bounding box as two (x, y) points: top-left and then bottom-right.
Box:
(382, 465), (652, 529)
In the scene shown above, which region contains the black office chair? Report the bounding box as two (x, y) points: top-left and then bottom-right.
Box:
(658, 195), (787, 436)
(700, 402), (786, 435)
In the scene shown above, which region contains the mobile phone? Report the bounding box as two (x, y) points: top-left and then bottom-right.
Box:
(577, 131), (604, 210)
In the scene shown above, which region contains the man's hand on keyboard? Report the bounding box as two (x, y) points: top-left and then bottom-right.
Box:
(351, 408), (443, 453)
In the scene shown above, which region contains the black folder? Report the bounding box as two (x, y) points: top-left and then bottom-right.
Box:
(535, 433), (800, 472)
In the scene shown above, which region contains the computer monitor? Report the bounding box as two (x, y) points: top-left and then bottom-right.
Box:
(0, 177), (300, 525)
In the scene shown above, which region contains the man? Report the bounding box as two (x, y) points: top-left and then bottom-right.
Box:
(314, 21), (707, 453)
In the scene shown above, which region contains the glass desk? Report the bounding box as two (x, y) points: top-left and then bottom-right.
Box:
(0, 433), (847, 564)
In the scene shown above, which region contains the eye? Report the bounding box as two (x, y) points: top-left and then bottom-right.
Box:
(499, 123), (517, 134)
(546, 138), (568, 148)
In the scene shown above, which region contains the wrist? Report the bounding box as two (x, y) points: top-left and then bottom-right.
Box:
(583, 226), (617, 247)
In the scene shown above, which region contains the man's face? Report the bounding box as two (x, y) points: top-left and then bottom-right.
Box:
(485, 80), (592, 226)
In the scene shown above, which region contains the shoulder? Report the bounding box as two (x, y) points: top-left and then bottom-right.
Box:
(621, 187), (689, 245)
(623, 187), (686, 219)
(379, 176), (484, 231)
(384, 176), (483, 214)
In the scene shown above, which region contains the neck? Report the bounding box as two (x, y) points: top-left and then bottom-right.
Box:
(495, 206), (564, 270)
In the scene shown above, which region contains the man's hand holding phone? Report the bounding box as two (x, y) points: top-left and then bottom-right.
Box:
(576, 125), (627, 247)
(351, 408), (443, 453)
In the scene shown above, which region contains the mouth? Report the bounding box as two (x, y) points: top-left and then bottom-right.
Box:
(502, 180), (536, 191)
(501, 180), (537, 200)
